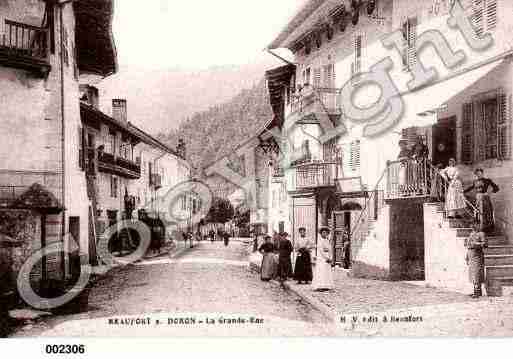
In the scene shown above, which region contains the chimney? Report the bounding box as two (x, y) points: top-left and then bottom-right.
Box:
(112, 99), (127, 123)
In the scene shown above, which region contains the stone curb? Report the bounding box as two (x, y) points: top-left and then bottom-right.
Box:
(275, 280), (338, 323)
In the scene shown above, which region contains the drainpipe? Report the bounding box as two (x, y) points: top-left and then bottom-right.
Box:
(58, 2), (67, 280)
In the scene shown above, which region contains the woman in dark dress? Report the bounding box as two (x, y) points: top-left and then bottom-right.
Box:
(277, 232), (293, 282)
(294, 227), (313, 284)
(258, 236), (275, 281)
(464, 168), (499, 233)
(465, 222), (488, 298)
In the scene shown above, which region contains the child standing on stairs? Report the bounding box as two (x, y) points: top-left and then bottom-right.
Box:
(465, 222), (488, 298)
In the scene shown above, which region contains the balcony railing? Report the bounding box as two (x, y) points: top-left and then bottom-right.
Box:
(295, 161), (338, 190)
(0, 20), (50, 76)
(386, 159), (430, 199)
(97, 152), (141, 179)
(290, 87), (341, 114)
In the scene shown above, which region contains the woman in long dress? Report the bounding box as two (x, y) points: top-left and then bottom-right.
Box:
(258, 236), (275, 281)
(440, 158), (466, 218)
(312, 227), (334, 291)
(277, 233), (293, 282)
(294, 227), (313, 284)
(465, 222), (488, 298)
(464, 168), (499, 234)
(397, 138), (412, 195)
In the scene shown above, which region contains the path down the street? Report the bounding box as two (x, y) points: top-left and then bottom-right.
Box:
(12, 241), (335, 337)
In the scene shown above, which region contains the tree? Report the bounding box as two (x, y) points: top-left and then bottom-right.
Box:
(206, 197), (235, 224)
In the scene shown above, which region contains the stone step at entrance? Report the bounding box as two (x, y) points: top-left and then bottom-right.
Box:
(485, 254), (513, 266)
(486, 245), (513, 255)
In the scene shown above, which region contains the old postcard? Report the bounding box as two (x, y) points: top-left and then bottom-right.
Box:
(1, 0), (513, 351)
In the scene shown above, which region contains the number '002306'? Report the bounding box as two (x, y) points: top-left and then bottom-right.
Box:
(44, 344), (85, 354)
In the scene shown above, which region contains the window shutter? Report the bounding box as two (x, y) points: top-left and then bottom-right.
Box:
(79, 126), (85, 171)
(498, 92), (512, 160)
(314, 68), (321, 88)
(354, 34), (362, 74)
(461, 102), (474, 164)
(472, 0), (485, 38)
(407, 17), (418, 70)
(486, 0), (498, 31)
(350, 140), (361, 172)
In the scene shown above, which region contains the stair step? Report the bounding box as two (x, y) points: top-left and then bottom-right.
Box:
(485, 254), (513, 266)
(485, 245), (513, 255)
(486, 276), (513, 297)
(486, 265), (513, 278)
(488, 236), (509, 246)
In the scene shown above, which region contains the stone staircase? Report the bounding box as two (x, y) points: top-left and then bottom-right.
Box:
(432, 203), (513, 296)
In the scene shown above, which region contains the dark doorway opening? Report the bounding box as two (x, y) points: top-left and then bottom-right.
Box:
(432, 116), (457, 167)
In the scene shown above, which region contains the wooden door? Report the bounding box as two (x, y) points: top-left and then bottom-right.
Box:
(292, 196), (316, 251)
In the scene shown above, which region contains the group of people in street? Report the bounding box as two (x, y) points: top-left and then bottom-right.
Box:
(207, 229), (231, 246)
(258, 227), (335, 292)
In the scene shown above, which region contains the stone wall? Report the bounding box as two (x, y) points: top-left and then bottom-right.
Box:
(388, 198), (426, 280)
(424, 203), (473, 294)
(0, 210), (40, 295)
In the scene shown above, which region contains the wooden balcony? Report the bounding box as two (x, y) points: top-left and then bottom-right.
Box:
(386, 159), (430, 199)
(0, 20), (50, 77)
(290, 87), (341, 118)
(98, 152), (141, 179)
(295, 161), (338, 190)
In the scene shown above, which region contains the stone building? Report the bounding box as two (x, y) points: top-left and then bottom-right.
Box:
(0, 0), (117, 295)
(266, 0), (513, 295)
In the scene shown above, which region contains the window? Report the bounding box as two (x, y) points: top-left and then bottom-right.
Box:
(110, 176), (118, 198)
(304, 67), (311, 86)
(472, 0), (498, 38)
(402, 17), (418, 71)
(461, 90), (511, 164)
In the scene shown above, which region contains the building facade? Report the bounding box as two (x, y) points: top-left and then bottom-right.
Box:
(267, 0), (513, 295)
(0, 0), (117, 295)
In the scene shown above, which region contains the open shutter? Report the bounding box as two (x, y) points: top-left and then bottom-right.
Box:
(350, 140), (361, 172)
(313, 67), (321, 88)
(79, 126), (86, 171)
(407, 17), (418, 70)
(472, 0), (485, 38)
(355, 34), (362, 73)
(498, 92), (512, 160)
(461, 103), (474, 164)
(486, 0), (498, 32)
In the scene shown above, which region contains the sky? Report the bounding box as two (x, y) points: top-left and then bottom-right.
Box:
(112, 0), (303, 70)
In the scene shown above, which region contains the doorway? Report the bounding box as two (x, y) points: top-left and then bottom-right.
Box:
(432, 116), (457, 167)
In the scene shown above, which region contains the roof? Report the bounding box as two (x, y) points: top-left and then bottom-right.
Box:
(75, 0), (118, 77)
(267, 0), (327, 49)
(80, 102), (143, 143)
(12, 183), (64, 214)
(202, 117), (277, 171)
(127, 123), (187, 161)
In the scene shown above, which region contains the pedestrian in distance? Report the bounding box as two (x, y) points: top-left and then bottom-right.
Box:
(465, 221), (488, 298)
(293, 227), (313, 285)
(223, 231), (230, 247)
(312, 226), (335, 292)
(277, 232), (293, 284)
